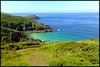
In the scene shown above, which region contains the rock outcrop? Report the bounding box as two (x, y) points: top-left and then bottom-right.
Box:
(26, 15), (40, 19)
(1, 27), (45, 45)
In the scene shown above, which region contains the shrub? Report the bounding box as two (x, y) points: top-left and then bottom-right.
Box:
(91, 38), (94, 41)
(2, 42), (45, 50)
(49, 57), (93, 66)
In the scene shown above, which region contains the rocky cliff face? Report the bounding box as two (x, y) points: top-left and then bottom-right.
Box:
(1, 27), (45, 46)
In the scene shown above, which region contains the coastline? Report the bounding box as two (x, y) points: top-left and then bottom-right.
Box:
(22, 29), (54, 34)
(1, 12), (55, 44)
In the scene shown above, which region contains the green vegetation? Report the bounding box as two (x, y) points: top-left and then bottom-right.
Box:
(1, 39), (99, 66)
(1, 12), (99, 66)
(1, 12), (51, 31)
(1, 27), (44, 46)
(1, 42), (46, 50)
(46, 39), (99, 66)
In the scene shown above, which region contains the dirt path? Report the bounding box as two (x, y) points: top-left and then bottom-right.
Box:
(28, 54), (48, 66)
(16, 47), (38, 53)
(16, 47), (48, 66)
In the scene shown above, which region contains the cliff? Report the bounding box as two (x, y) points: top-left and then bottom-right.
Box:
(1, 27), (45, 46)
(1, 12), (53, 32)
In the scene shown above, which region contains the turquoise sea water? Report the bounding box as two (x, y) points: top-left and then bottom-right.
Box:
(10, 13), (99, 43)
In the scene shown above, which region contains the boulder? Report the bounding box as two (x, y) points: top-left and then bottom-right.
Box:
(34, 39), (43, 42)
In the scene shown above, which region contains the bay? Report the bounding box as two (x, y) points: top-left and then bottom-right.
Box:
(9, 13), (99, 43)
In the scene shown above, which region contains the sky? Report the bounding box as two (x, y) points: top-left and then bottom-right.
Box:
(1, 1), (99, 13)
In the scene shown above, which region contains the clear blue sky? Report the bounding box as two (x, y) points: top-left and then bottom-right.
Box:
(1, 1), (99, 13)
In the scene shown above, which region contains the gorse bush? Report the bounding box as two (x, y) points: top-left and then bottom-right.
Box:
(49, 57), (93, 66)
(91, 38), (95, 41)
(1, 49), (22, 61)
(39, 39), (99, 66)
(1, 42), (45, 50)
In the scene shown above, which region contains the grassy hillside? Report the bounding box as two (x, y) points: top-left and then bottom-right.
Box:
(1, 39), (99, 66)
(1, 12), (51, 31)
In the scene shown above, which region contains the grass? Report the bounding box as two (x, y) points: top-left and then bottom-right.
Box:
(1, 49), (30, 66)
(1, 12), (51, 31)
(1, 39), (99, 66)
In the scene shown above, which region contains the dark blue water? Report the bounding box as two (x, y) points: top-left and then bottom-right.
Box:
(9, 13), (99, 43)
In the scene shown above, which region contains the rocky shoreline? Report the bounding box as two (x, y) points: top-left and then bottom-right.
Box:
(22, 29), (53, 34)
(1, 27), (45, 46)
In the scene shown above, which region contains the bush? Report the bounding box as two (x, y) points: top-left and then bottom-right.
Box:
(48, 39), (99, 66)
(91, 38), (94, 41)
(1, 50), (22, 61)
(2, 42), (45, 50)
(49, 57), (93, 66)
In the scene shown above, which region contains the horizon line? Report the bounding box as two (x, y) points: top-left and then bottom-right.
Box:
(2, 12), (99, 13)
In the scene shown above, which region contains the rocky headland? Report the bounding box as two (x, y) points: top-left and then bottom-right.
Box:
(1, 12), (62, 46)
(1, 12), (53, 45)
(26, 15), (41, 19)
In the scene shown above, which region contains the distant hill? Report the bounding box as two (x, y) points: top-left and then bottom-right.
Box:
(26, 15), (40, 19)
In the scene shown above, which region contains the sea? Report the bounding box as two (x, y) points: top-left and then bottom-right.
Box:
(9, 13), (99, 43)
